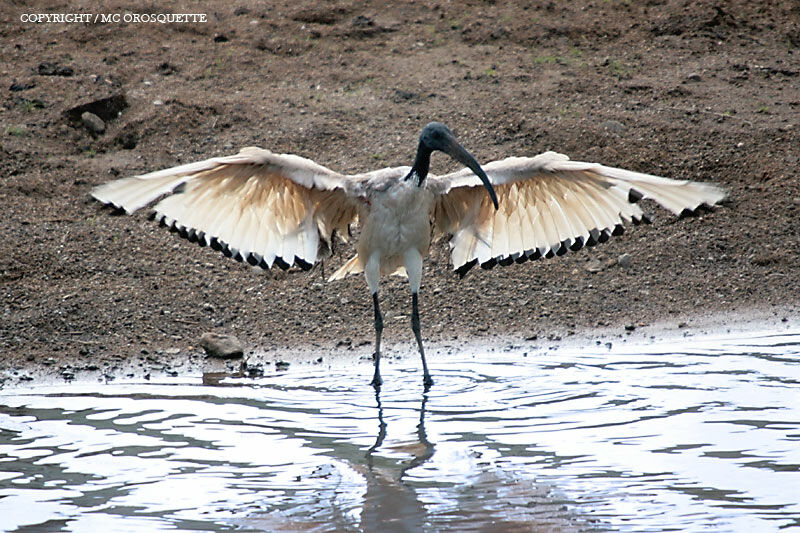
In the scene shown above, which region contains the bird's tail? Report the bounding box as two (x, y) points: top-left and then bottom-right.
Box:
(328, 255), (363, 281)
(327, 255), (409, 281)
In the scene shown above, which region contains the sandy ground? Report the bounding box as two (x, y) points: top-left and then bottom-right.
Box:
(1, 0), (799, 387)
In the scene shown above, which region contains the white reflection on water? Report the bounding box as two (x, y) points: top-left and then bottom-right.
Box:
(0, 328), (798, 532)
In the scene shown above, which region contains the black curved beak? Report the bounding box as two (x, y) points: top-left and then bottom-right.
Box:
(441, 135), (499, 210)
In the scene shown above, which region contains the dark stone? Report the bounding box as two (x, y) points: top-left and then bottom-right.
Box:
(64, 93), (128, 124)
(115, 131), (138, 149)
(81, 111), (106, 135)
(38, 62), (73, 76)
(10, 81), (36, 92)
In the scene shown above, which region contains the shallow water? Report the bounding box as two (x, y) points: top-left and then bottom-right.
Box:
(1, 328), (799, 532)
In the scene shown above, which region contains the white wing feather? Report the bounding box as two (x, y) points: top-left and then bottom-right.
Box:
(91, 147), (363, 270)
(431, 151), (726, 274)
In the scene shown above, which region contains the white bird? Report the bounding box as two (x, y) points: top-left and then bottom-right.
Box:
(92, 122), (725, 389)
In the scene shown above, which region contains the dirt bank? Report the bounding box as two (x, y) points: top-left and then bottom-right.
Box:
(1, 0), (798, 387)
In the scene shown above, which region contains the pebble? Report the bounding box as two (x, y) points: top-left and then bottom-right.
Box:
(585, 259), (604, 273)
(38, 61), (73, 77)
(199, 332), (244, 359)
(244, 361), (265, 377)
(602, 120), (625, 134)
(617, 253), (632, 269)
(10, 81), (36, 92)
(116, 131), (137, 149)
(81, 111), (106, 134)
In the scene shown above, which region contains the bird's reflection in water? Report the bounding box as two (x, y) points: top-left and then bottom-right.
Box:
(227, 382), (583, 531)
(360, 390), (434, 532)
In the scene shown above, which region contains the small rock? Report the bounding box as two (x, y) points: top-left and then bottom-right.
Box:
(156, 62), (179, 76)
(394, 89), (417, 101)
(244, 361), (265, 377)
(17, 97), (44, 109)
(81, 111), (106, 134)
(585, 258), (604, 273)
(199, 332), (244, 359)
(116, 131), (138, 149)
(64, 93), (128, 124)
(686, 73), (702, 82)
(275, 360), (291, 371)
(213, 34), (229, 43)
(9, 81), (35, 92)
(38, 61), (73, 77)
(617, 253), (632, 269)
(602, 120), (625, 134)
(352, 15), (374, 27)
(625, 324), (636, 331)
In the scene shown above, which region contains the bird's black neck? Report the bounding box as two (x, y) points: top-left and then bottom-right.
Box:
(407, 140), (431, 185)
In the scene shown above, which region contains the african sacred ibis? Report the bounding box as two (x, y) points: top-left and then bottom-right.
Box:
(91, 122), (725, 390)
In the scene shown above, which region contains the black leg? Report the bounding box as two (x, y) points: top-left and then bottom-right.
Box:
(411, 292), (433, 390)
(371, 292), (383, 389)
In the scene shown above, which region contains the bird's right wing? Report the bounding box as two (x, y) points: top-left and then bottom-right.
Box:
(91, 147), (363, 270)
(431, 152), (726, 276)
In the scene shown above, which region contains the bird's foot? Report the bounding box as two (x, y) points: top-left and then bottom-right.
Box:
(371, 373), (383, 390)
(422, 373), (434, 392)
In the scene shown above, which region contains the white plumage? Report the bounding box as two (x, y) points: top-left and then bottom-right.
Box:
(92, 122), (725, 388)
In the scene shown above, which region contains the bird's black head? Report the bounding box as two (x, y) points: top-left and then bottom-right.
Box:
(412, 122), (499, 210)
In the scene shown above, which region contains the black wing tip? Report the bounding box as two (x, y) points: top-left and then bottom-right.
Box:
(628, 188), (644, 203)
(460, 221), (646, 273)
(570, 236), (585, 252)
(455, 259), (477, 278)
(153, 217), (315, 272)
(480, 257), (498, 270)
(679, 203), (716, 219)
(93, 197), (128, 216)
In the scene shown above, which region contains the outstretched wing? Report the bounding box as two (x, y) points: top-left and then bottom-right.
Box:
(91, 147), (362, 270)
(430, 151), (726, 276)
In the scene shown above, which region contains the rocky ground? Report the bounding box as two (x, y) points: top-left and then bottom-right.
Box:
(1, 0), (798, 387)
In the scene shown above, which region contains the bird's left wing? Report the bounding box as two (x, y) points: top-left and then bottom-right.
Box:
(91, 147), (362, 270)
(430, 152), (726, 276)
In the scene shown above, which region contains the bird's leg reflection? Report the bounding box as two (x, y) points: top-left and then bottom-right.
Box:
(405, 392), (434, 474)
(360, 390), (435, 531)
(366, 388), (387, 466)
